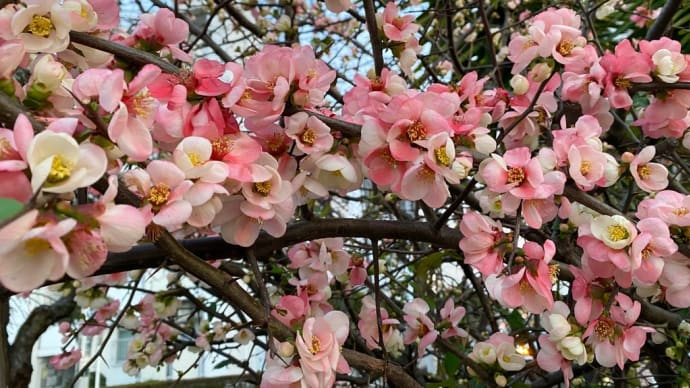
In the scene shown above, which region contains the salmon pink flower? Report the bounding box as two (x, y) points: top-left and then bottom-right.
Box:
(599, 40), (653, 109)
(284, 112), (334, 155)
(379, 2), (419, 42)
(0, 210), (76, 292)
(124, 160), (193, 230)
(402, 298), (438, 357)
(358, 296), (403, 354)
(636, 190), (690, 227)
(296, 311), (350, 388)
(50, 349), (82, 370)
(439, 299), (468, 339)
(133, 8), (191, 62)
(630, 218), (677, 284)
(459, 211), (506, 276)
(627, 146), (668, 192)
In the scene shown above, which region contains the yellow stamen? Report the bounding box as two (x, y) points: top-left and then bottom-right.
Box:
(607, 225), (629, 242)
(614, 76), (631, 89)
(0, 137), (12, 159)
(595, 319), (615, 341)
(549, 264), (560, 283)
(48, 155), (73, 183)
(434, 146), (452, 166)
(310, 336), (321, 355)
(674, 207), (689, 216)
(416, 166), (435, 182)
(406, 120), (427, 142)
(580, 160), (592, 175)
(24, 238), (50, 256)
(186, 152), (203, 166)
(148, 183), (171, 206)
(253, 181), (272, 196)
(556, 40), (574, 56)
(130, 92), (153, 118)
(27, 15), (53, 37)
(507, 167), (525, 184)
(637, 165), (651, 180)
(300, 128), (316, 146)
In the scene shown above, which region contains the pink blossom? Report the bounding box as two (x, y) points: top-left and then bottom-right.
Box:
(358, 296), (403, 353)
(124, 160), (193, 230)
(296, 311), (350, 388)
(459, 211), (506, 276)
(630, 218), (677, 284)
(599, 40), (653, 109)
(628, 146), (668, 192)
(133, 8), (191, 61)
(479, 147), (564, 200)
(50, 349), (82, 370)
(380, 2), (419, 42)
(637, 190), (690, 227)
(578, 215), (638, 274)
(439, 299), (467, 339)
(487, 240), (556, 314)
(0, 210), (76, 292)
(11, 0), (71, 53)
(402, 298), (438, 357)
(284, 112), (334, 154)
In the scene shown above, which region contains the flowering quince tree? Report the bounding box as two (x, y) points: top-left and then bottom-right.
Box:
(5, 1), (690, 388)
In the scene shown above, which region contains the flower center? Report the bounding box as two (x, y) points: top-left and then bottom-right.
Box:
(370, 77), (384, 91)
(594, 319), (616, 341)
(253, 181), (272, 196)
(148, 183), (171, 206)
(300, 128), (316, 146)
(637, 165), (651, 180)
(580, 160), (592, 175)
(641, 246), (653, 260)
(434, 146), (452, 166)
(674, 207), (689, 216)
(406, 120), (427, 142)
(24, 238), (51, 256)
(607, 225), (629, 242)
(211, 136), (232, 160)
(48, 155), (74, 183)
(186, 152), (204, 166)
(129, 91), (154, 118)
(0, 137), (13, 159)
(549, 264), (560, 283)
(614, 76), (631, 89)
(557, 40), (574, 56)
(310, 336), (321, 355)
(507, 167), (525, 184)
(416, 166), (435, 182)
(27, 15), (53, 37)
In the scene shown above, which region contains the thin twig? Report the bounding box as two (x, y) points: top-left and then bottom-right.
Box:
(363, 0), (384, 76)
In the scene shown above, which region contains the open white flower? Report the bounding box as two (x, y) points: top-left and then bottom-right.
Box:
(27, 131), (107, 193)
(590, 215), (637, 250)
(652, 49), (687, 83)
(11, 0), (72, 53)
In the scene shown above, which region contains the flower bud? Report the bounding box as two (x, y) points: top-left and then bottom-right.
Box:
(494, 374), (507, 387)
(510, 74), (529, 95)
(529, 62), (552, 83)
(32, 55), (68, 91)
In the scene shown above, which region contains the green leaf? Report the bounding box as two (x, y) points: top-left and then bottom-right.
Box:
(0, 197), (24, 223)
(443, 352), (461, 376)
(505, 309), (525, 331)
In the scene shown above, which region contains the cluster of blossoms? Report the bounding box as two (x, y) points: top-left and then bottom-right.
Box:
(468, 333), (526, 386)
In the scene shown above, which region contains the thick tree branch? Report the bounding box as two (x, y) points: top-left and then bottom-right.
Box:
(645, 0), (682, 40)
(9, 294), (76, 387)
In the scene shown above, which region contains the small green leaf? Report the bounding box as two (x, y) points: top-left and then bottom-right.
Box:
(443, 352), (461, 376)
(0, 197), (24, 223)
(506, 309), (525, 331)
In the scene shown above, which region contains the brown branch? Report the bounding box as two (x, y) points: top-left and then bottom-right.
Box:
(212, 0), (264, 37)
(362, 0), (384, 76)
(0, 92), (45, 130)
(69, 32), (182, 75)
(0, 294), (9, 388)
(9, 294), (76, 387)
(645, 0), (682, 40)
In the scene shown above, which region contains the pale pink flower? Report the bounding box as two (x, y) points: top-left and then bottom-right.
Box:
(599, 40), (653, 109)
(479, 147), (564, 200)
(439, 299), (467, 339)
(402, 298), (438, 357)
(628, 146), (668, 192)
(459, 211), (506, 276)
(324, 0), (351, 13)
(124, 161), (193, 230)
(578, 215), (638, 272)
(567, 144), (607, 191)
(358, 296), (403, 354)
(272, 294), (308, 328)
(296, 311), (350, 388)
(284, 112), (334, 154)
(133, 8), (191, 62)
(50, 349), (82, 370)
(637, 190), (690, 227)
(0, 210), (76, 292)
(658, 254), (690, 308)
(380, 2), (419, 42)
(630, 217), (677, 284)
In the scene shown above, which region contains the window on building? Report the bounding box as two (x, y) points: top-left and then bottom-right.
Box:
(115, 330), (134, 363)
